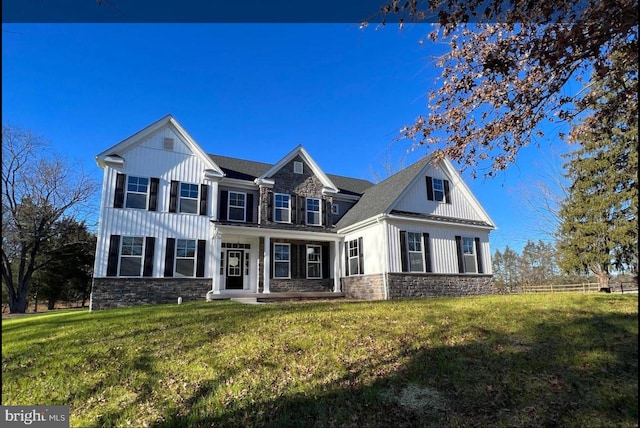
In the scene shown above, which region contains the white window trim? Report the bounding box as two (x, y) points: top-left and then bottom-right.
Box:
(407, 232), (425, 273)
(462, 236), (478, 274)
(294, 161), (303, 174)
(175, 239), (196, 278)
(228, 191), (247, 222)
(348, 239), (361, 276)
(119, 236), (144, 277)
(274, 193), (291, 223)
(305, 197), (322, 226)
(125, 176), (149, 210)
(179, 182), (199, 214)
(306, 244), (322, 279)
(273, 243), (291, 279)
(432, 178), (445, 203)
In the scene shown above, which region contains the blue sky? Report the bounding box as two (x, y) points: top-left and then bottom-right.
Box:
(2, 23), (570, 253)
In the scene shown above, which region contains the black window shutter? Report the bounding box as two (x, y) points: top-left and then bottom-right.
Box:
(196, 240), (206, 277)
(475, 237), (484, 274)
(219, 190), (228, 221)
(148, 178), (159, 211)
(200, 184), (209, 216)
(246, 194), (254, 223)
(143, 237), (155, 277)
(324, 199), (332, 227)
(322, 243), (330, 279)
(291, 244), (299, 279)
(291, 195), (298, 224)
(164, 238), (175, 277)
(423, 233), (432, 273)
(455, 236), (464, 274)
(106, 234), (121, 276)
(344, 242), (350, 276)
(169, 181), (179, 213)
(114, 174), (126, 208)
(358, 237), (364, 275)
(443, 180), (452, 204)
(426, 176), (434, 201)
(267, 191), (273, 222)
(399, 231), (409, 272)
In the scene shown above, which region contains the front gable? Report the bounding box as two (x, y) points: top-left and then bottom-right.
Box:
(391, 158), (495, 227)
(256, 145), (338, 195)
(96, 114), (224, 181)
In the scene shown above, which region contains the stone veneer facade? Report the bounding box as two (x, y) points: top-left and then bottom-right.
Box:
(90, 278), (211, 310)
(342, 273), (493, 300)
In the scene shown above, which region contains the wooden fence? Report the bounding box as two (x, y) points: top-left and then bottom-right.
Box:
(520, 282), (638, 294)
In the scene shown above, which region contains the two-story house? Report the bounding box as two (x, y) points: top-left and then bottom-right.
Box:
(90, 115), (496, 310)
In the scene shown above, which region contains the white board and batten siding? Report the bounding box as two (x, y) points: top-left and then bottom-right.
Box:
(385, 220), (492, 275)
(94, 126), (218, 278)
(393, 165), (487, 222)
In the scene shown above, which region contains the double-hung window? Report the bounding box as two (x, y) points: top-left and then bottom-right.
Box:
(306, 198), (321, 226)
(307, 245), (322, 279)
(126, 177), (149, 209)
(348, 239), (363, 275)
(175, 239), (196, 277)
(407, 232), (425, 272)
(462, 237), (478, 273)
(228, 191), (246, 222)
(180, 183), (199, 214)
(274, 194), (291, 223)
(119, 236), (144, 276)
(273, 243), (290, 278)
(432, 178), (445, 202)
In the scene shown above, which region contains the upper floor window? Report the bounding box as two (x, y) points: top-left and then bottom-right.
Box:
(307, 245), (322, 279)
(273, 243), (290, 278)
(180, 183), (199, 214)
(126, 176), (149, 209)
(294, 161), (304, 174)
(228, 191), (246, 222)
(432, 179), (445, 202)
(274, 194), (291, 223)
(119, 236), (144, 276)
(426, 176), (451, 204)
(331, 204), (339, 215)
(175, 239), (196, 277)
(306, 198), (321, 226)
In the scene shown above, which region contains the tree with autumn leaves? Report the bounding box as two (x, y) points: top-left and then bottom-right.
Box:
(377, 0), (637, 282)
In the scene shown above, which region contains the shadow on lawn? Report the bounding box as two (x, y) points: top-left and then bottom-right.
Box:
(143, 309), (638, 428)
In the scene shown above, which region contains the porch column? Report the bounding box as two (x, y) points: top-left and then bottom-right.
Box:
(263, 236), (271, 293)
(211, 228), (222, 294)
(333, 238), (341, 292)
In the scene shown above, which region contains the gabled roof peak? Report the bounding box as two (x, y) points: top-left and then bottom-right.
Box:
(256, 145), (339, 194)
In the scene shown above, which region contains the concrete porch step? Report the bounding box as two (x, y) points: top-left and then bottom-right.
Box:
(208, 291), (346, 303)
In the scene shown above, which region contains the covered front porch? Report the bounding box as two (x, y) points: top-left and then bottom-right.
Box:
(207, 224), (344, 297)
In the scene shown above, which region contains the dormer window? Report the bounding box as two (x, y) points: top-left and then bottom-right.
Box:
(293, 161), (303, 174)
(432, 178), (445, 202)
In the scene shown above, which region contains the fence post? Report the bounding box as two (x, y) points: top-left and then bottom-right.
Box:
(582, 283), (585, 294)
(551, 284), (554, 293)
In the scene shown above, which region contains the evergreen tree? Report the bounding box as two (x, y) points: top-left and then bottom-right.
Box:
(557, 54), (638, 288)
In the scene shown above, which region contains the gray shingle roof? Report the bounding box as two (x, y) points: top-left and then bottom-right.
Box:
(335, 155), (435, 229)
(208, 153), (374, 196)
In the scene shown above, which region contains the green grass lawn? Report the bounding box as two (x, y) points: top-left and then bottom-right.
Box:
(2, 294), (638, 427)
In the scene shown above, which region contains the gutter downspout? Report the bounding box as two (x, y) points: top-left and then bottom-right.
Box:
(377, 215), (390, 300)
